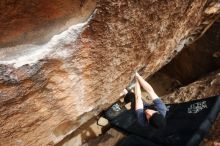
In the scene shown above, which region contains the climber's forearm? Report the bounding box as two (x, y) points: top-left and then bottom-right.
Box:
(136, 73), (159, 100)
(135, 80), (143, 110)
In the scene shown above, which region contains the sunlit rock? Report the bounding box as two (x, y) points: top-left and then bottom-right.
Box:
(0, 0), (220, 145)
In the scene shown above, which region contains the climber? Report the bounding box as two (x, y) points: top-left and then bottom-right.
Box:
(134, 72), (167, 129)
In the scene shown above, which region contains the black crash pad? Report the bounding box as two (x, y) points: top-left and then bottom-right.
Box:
(104, 95), (220, 146)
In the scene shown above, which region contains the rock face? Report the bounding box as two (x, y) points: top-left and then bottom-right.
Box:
(147, 20), (220, 96)
(156, 20), (220, 86)
(0, 0), (96, 48)
(82, 128), (125, 146)
(0, 0), (220, 145)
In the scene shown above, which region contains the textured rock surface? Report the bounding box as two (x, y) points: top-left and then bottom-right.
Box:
(148, 20), (220, 96)
(82, 128), (125, 146)
(157, 20), (220, 86)
(0, 0), (96, 48)
(162, 70), (220, 103)
(0, 0), (220, 145)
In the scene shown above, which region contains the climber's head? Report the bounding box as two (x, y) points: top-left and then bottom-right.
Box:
(145, 109), (166, 129)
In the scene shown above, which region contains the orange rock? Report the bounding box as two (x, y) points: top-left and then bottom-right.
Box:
(0, 0), (220, 145)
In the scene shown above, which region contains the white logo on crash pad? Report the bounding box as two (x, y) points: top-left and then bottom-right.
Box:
(188, 101), (208, 114)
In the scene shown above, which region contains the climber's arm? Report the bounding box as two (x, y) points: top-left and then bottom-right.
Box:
(135, 79), (147, 127)
(135, 72), (159, 100)
(135, 72), (167, 117)
(135, 79), (143, 110)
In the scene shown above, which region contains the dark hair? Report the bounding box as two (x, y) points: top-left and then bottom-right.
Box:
(149, 113), (166, 129)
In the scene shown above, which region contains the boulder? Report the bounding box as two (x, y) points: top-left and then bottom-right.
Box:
(0, 0), (219, 145)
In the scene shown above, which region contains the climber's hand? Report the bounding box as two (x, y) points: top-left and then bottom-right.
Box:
(135, 71), (141, 80)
